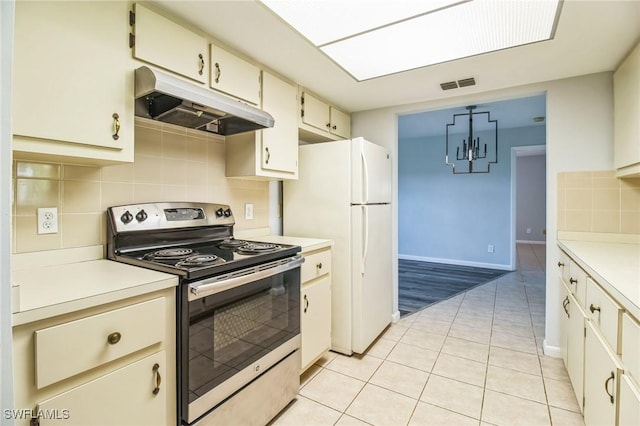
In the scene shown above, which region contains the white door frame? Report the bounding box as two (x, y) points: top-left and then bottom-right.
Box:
(510, 145), (547, 269)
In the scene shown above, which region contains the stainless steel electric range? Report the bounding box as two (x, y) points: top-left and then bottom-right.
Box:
(106, 202), (302, 425)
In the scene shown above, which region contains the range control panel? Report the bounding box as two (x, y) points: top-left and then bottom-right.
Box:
(108, 202), (234, 233)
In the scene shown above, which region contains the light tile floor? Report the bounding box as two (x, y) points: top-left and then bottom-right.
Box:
(272, 244), (586, 426)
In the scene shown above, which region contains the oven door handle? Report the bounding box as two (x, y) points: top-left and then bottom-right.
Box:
(188, 255), (304, 300)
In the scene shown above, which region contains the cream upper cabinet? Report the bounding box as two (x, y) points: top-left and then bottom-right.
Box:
(210, 44), (261, 105)
(12, 0), (134, 165)
(614, 41), (640, 177)
(131, 3), (208, 84)
(299, 89), (351, 142)
(225, 71), (298, 180)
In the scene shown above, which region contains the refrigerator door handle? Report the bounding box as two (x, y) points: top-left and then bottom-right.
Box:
(361, 205), (369, 275)
(361, 146), (369, 204)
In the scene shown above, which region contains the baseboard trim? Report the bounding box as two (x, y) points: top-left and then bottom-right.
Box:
(543, 340), (563, 358)
(391, 310), (401, 323)
(398, 254), (512, 271)
(516, 239), (546, 244)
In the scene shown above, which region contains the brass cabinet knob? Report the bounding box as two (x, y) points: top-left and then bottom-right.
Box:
(107, 331), (121, 345)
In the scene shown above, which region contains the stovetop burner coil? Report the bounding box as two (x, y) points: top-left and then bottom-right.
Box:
(235, 242), (281, 255)
(176, 254), (224, 267)
(217, 239), (249, 249)
(144, 248), (194, 260)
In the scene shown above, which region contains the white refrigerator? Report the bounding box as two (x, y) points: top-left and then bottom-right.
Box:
(284, 137), (392, 355)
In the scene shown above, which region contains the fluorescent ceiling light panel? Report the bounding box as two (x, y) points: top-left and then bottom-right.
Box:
(261, 0), (562, 81)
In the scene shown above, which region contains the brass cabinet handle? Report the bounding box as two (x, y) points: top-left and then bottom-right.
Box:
(152, 363), (161, 395)
(112, 113), (120, 140)
(332, 125), (337, 130)
(325, 122), (331, 128)
(604, 371), (615, 404)
(198, 53), (204, 76)
(303, 294), (309, 313)
(557, 261), (564, 267)
(562, 296), (570, 317)
(214, 62), (221, 83)
(107, 331), (121, 345)
(590, 304), (601, 314)
(316, 262), (323, 270)
(265, 147), (270, 164)
(569, 277), (578, 285)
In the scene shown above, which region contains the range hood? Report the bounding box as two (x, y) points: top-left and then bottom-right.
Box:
(134, 66), (274, 135)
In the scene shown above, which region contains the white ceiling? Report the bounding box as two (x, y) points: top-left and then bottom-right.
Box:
(152, 0), (640, 116)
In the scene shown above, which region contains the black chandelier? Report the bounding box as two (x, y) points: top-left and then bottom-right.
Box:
(445, 105), (498, 174)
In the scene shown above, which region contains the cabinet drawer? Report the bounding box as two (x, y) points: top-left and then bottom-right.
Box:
(622, 313), (640, 383)
(36, 350), (167, 426)
(301, 249), (331, 283)
(567, 259), (587, 308)
(585, 278), (621, 353)
(557, 251), (571, 284)
(35, 297), (166, 388)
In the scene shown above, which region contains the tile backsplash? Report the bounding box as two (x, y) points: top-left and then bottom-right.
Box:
(557, 171), (640, 234)
(12, 118), (270, 253)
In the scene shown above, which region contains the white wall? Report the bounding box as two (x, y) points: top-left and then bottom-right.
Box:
(1, 0), (15, 419)
(351, 71), (614, 354)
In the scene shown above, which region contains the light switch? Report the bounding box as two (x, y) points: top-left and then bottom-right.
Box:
(245, 203), (254, 220)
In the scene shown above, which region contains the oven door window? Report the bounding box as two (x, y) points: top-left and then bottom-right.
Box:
(187, 269), (300, 402)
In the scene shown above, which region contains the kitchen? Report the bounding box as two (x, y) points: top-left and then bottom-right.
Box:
(2, 1), (640, 425)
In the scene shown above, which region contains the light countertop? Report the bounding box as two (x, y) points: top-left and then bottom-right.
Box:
(558, 234), (640, 320)
(11, 246), (177, 326)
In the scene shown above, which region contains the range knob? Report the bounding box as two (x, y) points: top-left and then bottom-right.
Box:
(120, 210), (133, 224)
(135, 209), (148, 222)
(223, 208), (232, 217)
(216, 208), (224, 217)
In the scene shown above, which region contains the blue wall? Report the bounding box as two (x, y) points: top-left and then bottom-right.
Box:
(398, 125), (546, 269)
(516, 155), (546, 242)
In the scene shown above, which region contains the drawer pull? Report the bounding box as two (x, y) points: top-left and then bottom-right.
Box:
(557, 261), (564, 268)
(198, 53), (205, 76)
(107, 331), (121, 345)
(605, 371), (615, 404)
(316, 262), (323, 270)
(569, 277), (578, 285)
(152, 363), (161, 395)
(112, 113), (120, 141)
(562, 296), (570, 317)
(303, 294), (309, 313)
(589, 304), (601, 314)
(214, 62), (221, 83)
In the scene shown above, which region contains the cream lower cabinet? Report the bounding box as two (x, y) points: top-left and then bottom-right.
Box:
(300, 247), (332, 372)
(619, 374), (640, 426)
(558, 246), (640, 425)
(12, 288), (175, 426)
(584, 321), (623, 426)
(12, 0), (134, 165)
(226, 71), (298, 180)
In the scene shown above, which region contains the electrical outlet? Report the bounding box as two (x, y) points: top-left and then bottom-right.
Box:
(526, 228), (532, 234)
(244, 203), (254, 220)
(37, 207), (58, 234)
(488, 244), (495, 253)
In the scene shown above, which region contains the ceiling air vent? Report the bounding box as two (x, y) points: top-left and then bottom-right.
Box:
(457, 77), (476, 87)
(440, 77), (476, 91)
(440, 81), (458, 91)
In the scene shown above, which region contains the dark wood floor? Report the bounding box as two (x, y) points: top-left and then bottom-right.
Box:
(398, 259), (508, 316)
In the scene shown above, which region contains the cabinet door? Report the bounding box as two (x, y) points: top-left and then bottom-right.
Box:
(330, 107), (351, 139)
(261, 72), (298, 174)
(210, 44), (261, 105)
(13, 1), (132, 153)
(567, 292), (586, 412)
(36, 351), (167, 426)
(619, 374), (640, 426)
(584, 322), (622, 426)
(301, 91), (331, 133)
(614, 42), (640, 173)
(301, 277), (331, 371)
(132, 3), (207, 83)
(559, 280), (570, 367)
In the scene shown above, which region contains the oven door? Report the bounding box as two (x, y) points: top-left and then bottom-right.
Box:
(179, 255), (303, 425)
